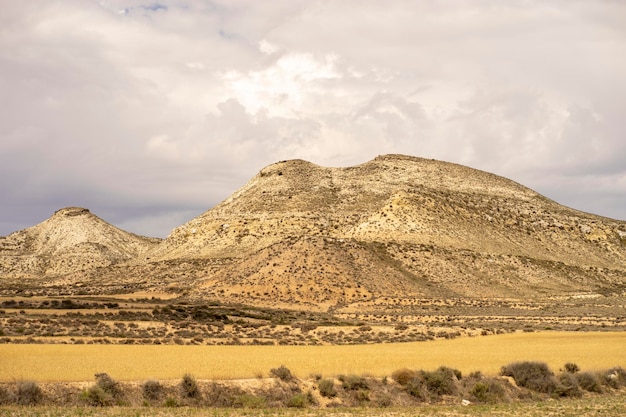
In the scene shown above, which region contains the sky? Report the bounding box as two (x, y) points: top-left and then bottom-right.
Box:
(1, 0), (625, 238)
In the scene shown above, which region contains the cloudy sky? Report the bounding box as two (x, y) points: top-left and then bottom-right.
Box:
(1, 0), (625, 238)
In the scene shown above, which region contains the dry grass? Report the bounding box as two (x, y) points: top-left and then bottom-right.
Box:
(0, 393), (625, 416)
(1, 332), (624, 382)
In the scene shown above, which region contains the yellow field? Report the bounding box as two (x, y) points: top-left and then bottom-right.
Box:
(1, 332), (624, 382)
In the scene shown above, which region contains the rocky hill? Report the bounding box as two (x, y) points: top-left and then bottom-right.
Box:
(0, 207), (160, 277)
(1, 155), (625, 311)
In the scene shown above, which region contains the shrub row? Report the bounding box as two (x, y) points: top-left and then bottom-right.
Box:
(1, 363), (624, 408)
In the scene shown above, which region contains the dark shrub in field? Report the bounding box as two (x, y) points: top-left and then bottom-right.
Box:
(180, 374), (201, 399)
(470, 380), (507, 403)
(0, 386), (11, 405)
(500, 361), (557, 393)
(82, 385), (113, 406)
(563, 362), (580, 374)
(423, 367), (460, 397)
(94, 373), (123, 398)
(601, 367), (626, 389)
(392, 368), (419, 386)
(338, 374), (369, 391)
(405, 376), (427, 401)
(16, 381), (42, 405)
(270, 365), (294, 382)
(142, 380), (163, 401)
(577, 371), (603, 393)
(556, 372), (582, 398)
(318, 378), (337, 398)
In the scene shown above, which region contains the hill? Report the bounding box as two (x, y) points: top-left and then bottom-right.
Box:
(1, 155), (625, 312)
(0, 207), (160, 278)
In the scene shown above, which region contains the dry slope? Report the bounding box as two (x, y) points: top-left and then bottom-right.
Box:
(146, 155), (626, 309)
(0, 207), (160, 277)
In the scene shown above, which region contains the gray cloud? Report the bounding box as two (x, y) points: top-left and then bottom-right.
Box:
(1, 0), (624, 237)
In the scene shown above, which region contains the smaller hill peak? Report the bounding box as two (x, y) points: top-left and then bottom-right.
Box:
(53, 207), (91, 217)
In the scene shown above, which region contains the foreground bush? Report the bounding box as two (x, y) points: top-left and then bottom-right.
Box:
(318, 378), (337, 398)
(501, 361), (557, 393)
(15, 381), (42, 405)
(180, 374), (201, 399)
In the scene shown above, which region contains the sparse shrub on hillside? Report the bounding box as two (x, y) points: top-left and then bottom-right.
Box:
(180, 373), (201, 399)
(15, 381), (42, 405)
(270, 365), (294, 382)
(500, 361), (557, 394)
(318, 378), (337, 398)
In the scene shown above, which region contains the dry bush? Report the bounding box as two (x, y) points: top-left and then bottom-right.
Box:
(15, 381), (42, 405)
(500, 361), (557, 394)
(601, 367), (626, 389)
(556, 372), (583, 398)
(392, 368), (419, 386)
(469, 378), (509, 403)
(180, 373), (201, 399)
(0, 385), (12, 405)
(577, 371), (603, 393)
(270, 365), (294, 382)
(142, 379), (163, 401)
(421, 367), (460, 398)
(205, 382), (246, 407)
(318, 378), (337, 398)
(338, 374), (369, 391)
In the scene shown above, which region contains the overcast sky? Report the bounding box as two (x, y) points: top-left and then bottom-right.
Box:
(1, 0), (625, 238)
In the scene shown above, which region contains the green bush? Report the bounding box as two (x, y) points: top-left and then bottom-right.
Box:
(286, 392), (311, 408)
(318, 378), (337, 398)
(423, 367), (459, 396)
(180, 373), (201, 399)
(82, 385), (113, 406)
(577, 371), (603, 393)
(470, 380), (507, 403)
(500, 361), (557, 393)
(15, 381), (42, 405)
(270, 365), (294, 382)
(405, 376), (427, 401)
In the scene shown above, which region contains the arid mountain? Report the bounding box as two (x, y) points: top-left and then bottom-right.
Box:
(136, 154), (624, 309)
(0, 207), (160, 277)
(1, 155), (625, 312)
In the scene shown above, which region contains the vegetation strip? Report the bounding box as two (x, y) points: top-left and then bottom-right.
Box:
(1, 332), (624, 382)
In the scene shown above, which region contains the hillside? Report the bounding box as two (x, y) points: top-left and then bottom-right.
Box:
(143, 154), (626, 309)
(0, 207), (160, 277)
(1, 155), (625, 312)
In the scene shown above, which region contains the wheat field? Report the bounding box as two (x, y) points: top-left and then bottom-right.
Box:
(1, 332), (624, 382)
